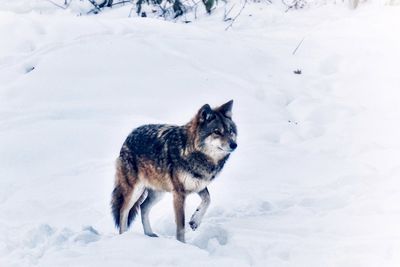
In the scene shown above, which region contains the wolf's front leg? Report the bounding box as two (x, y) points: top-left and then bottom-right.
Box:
(173, 191), (186, 242)
(189, 188), (210, 231)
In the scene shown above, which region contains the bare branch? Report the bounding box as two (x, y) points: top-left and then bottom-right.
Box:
(225, 0), (247, 31)
(223, 3), (235, 21)
(292, 37), (305, 55)
(87, 0), (103, 12)
(111, 0), (132, 7)
(45, 0), (71, 9)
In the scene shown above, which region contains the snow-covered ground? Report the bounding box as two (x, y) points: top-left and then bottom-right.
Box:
(1, 1), (400, 266)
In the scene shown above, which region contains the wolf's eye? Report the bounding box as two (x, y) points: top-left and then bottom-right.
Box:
(213, 129), (222, 136)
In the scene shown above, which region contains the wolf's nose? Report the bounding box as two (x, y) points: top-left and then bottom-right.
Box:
(230, 142), (237, 150)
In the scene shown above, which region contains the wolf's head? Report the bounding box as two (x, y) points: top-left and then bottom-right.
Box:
(191, 100), (237, 160)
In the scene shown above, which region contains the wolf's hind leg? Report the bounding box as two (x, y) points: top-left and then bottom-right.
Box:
(119, 182), (145, 234)
(189, 188), (210, 231)
(140, 189), (164, 237)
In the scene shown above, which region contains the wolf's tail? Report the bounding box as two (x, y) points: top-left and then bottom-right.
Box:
(111, 185), (124, 228)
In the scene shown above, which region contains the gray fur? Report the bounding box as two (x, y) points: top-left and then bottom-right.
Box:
(111, 100), (237, 242)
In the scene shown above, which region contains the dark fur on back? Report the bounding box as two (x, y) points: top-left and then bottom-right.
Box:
(123, 125), (228, 179)
(111, 100), (237, 233)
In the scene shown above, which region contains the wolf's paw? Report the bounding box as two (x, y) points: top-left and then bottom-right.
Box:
(189, 220), (199, 231)
(145, 232), (159, 237)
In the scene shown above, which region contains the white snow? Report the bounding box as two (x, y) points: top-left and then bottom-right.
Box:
(1, 1), (400, 266)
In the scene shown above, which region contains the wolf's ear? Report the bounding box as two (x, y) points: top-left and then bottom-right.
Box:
(217, 100), (233, 119)
(198, 104), (215, 123)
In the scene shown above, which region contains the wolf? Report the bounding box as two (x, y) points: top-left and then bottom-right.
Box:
(111, 100), (237, 242)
